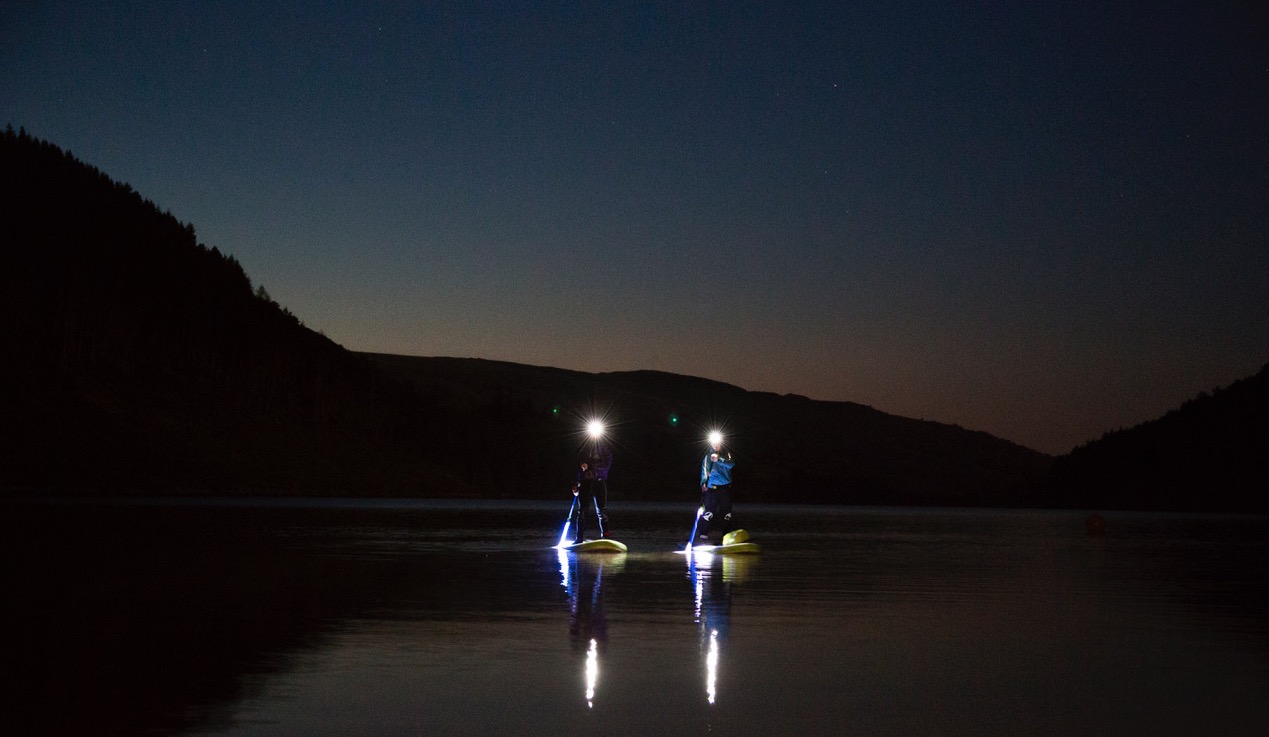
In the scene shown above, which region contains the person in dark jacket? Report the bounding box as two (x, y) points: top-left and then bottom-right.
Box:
(697, 430), (735, 540)
(571, 421), (613, 542)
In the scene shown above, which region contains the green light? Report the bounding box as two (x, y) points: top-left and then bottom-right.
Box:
(669, 414), (679, 426)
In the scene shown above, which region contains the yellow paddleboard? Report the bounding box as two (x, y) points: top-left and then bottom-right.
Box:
(562, 538), (628, 553)
(689, 542), (760, 554)
(687, 531), (759, 554)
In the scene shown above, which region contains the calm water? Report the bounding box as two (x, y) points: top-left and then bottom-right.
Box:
(8, 499), (1268, 736)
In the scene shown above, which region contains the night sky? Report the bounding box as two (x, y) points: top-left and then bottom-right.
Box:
(4, 1), (1266, 454)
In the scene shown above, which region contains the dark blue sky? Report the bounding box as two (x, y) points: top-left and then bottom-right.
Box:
(4, 1), (1266, 453)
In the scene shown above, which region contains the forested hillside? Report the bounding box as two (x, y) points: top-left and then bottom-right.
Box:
(367, 354), (1054, 506)
(22, 124), (1259, 512)
(1045, 364), (1269, 513)
(1, 127), (1055, 503)
(0, 127), (456, 495)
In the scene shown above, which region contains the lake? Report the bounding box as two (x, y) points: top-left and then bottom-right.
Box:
(7, 499), (1268, 736)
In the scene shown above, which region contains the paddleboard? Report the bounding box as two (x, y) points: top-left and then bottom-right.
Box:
(682, 529), (759, 554)
(688, 542), (760, 554)
(561, 538), (628, 553)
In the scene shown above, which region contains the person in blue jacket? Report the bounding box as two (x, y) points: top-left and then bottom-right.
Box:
(697, 431), (735, 541)
(571, 421), (614, 542)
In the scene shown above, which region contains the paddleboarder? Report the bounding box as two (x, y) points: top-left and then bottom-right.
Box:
(571, 420), (614, 542)
(697, 430), (735, 541)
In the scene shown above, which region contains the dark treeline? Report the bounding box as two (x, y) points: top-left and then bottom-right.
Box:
(4, 127), (1263, 510)
(1044, 364), (1269, 513)
(366, 354), (1055, 506)
(1, 126), (459, 495)
(0, 127), (1052, 504)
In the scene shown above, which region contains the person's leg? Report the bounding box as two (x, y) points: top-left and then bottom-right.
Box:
(596, 479), (610, 535)
(700, 488), (718, 539)
(574, 481), (593, 542)
(718, 487), (734, 536)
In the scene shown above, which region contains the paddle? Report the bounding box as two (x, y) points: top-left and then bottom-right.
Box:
(684, 506), (704, 552)
(556, 495), (579, 548)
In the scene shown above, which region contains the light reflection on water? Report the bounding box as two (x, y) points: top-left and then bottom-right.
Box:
(7, 500), (1269, 736)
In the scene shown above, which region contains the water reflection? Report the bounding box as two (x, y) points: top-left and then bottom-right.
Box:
(8, 501), (1267, 737)
(687, 551), (756, 705)
(558, 549), (625, 707)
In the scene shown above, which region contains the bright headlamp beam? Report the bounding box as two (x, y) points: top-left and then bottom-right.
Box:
(708, 430), (723, 446)
(587, 420), (605, 439)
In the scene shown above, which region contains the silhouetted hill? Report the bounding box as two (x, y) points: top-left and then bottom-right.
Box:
(2, 127), (1054, 504)
(1, 127), (455, 495)
(365, 354), (1054, 506)
(1045, 364), (1269, 513)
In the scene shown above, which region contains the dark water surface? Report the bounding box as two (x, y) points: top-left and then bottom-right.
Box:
(8, 499), (1268, 736)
